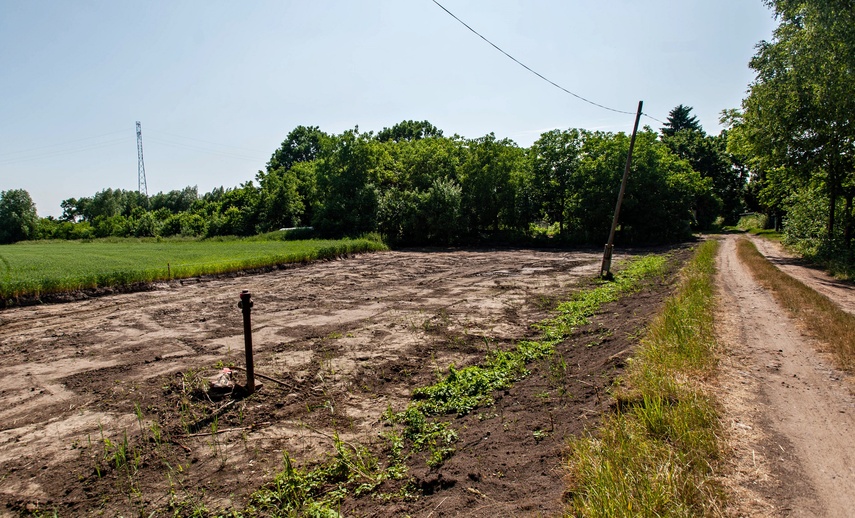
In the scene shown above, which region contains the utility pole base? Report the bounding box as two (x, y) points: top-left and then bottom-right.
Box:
(600, 244), (614, 279)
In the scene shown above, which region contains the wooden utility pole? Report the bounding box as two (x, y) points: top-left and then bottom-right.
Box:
(600, 100), (644, 279)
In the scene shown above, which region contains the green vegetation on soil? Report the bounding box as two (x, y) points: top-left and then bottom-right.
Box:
(234, 254), (669, 517)
(0, 235), (386, 301)
(565, 240), (723, 517)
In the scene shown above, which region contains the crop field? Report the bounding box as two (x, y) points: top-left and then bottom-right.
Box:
(0, 236), (386, 302)
(0, 245), (690, 516)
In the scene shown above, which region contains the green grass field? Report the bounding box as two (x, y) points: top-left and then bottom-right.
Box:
(0, 236), (387, 300)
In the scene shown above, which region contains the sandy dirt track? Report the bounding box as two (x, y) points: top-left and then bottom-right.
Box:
(717, 235), (855, 517)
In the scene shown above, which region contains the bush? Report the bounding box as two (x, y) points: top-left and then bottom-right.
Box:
(782, 185), (831, 256)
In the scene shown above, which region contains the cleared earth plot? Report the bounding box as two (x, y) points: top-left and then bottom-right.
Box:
(0, 247), (686, 516)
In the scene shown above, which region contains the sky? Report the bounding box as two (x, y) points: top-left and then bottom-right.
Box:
(0, 1), (777, 218)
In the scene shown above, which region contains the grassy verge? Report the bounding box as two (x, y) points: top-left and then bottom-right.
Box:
(0, 236), (386, 301)
(228, 254), (671, 517)
(748, 229), (782, 240)
(736, 238), (855, 371)
(565, 240), (723, 517)
(724, 213), (782, 241)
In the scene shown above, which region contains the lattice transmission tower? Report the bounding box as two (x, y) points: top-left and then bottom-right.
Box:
(136, 121), (148, 196)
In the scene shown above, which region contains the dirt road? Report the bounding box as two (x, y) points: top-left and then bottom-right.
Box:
(716, 234), (855, 517)
(750, 236), (855, 315)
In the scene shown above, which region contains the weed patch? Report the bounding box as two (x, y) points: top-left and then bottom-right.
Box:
(244, 438), (384, 518)
(382, 254), (668, 471)
(214, 253), (670, 517)
(565, 240), (724, 517)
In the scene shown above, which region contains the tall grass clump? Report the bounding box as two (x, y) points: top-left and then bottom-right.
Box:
(737, 238), (855, 371)
(244, 439), (382, 518)
(565, 240), (724, 518)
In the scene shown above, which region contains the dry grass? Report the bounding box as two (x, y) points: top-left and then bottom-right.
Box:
(736, 238), (855, 371)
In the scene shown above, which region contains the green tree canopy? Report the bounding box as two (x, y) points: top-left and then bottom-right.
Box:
(660, 105), (747, 225)
(660, 104), (702, 137)
(376, 120), (444, 143)
(459, 133), (525, 234)
(313, 129), (380, 236)
(149, 186), (198, 213)
(737, 0), (855, 243)
(569, 130), (710, 243)
(0, 189), (39, 244)
(529, 128), (583, 234)
(266, 125), (328, 173)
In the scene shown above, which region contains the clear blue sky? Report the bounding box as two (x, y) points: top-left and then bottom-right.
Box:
(0, 1), (776, 217)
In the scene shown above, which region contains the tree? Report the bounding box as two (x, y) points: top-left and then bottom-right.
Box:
(376, 120), (443, 142)
(567, 130), (710, 243)
(739, 0), (855, 246)
(660, 106), (747, 226)
(313, 130), (380, 236)
(385, 135), (463, 191)
(149, 186), (198, 213)
(266, 126), (328, 173)
(60, 198), (83, 222)
(458, 134), (526, 235)
(0, 189), (39, 244)
(660, 104), (702, 137)
(529, 129), (583, 235)
(255, 167), (304, 231)
(215, 182), (261, 236)
(421, 177), (463, 244)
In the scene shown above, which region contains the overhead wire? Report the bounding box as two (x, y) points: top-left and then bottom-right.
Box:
(0, 130), (129, 159)
(145, 127), (268, 155)
(144, 135), (267, 163)
(0, 128), (268, 167)
(430, 0), (664, 125)
(0, 137), (131, 166)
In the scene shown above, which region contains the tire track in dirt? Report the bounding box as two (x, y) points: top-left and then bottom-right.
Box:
(749, 236), (855, 315)
(716, 235), (855, 517)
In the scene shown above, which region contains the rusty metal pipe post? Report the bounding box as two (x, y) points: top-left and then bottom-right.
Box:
(238, 290), (255, 394)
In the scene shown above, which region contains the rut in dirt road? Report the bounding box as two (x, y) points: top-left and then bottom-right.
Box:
(717, 235), (855, 517)
(749, 236), (855, 316)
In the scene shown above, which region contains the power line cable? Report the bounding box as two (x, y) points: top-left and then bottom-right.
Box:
(144, 136), (266, 163)
(430, 0), (664, 124)
(0, 130), (129, 158)
(146, 128), (268, 154)
(0, 137), (131, 166)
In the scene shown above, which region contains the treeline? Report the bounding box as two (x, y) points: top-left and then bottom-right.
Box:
(3, 114), (746, 246)
(728, 0), (855, 273)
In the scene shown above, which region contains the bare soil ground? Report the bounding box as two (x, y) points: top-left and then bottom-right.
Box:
(716, 234), (855, 517)
(0, 246), (687, 517)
